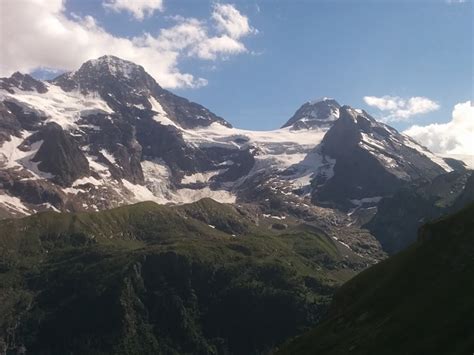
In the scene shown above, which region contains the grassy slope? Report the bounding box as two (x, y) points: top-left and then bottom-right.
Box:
(278, 202), (474, 355)
(0, 198), (366, 355)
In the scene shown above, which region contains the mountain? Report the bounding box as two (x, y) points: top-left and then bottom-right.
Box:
(0, 198), (369, 354)
(0, 55), (470, 257)
(312, 105), (457, 208)
(278, 202), (474, 355)
(52, 56), (232, 129)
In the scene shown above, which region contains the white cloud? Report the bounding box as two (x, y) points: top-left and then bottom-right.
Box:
(0, 0), (256, 89)
(404, 101), (473, 160)
(134, 13), (249, 61)
(363, 95), (440, 121)
(103, 0), (164, 20)
(212, 3), (257, 39)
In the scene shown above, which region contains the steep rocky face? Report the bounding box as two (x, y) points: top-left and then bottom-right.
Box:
(2, 100), (44, 132)
(28, 123), (90, 186)
(0, 72), (47, 94)
(134, 120), (212, 175)
(453, 171), (474, 209)
(0, 177), (66, 208)
(282, 98), (341, 130)
(365, 170), (474, 254)
(0, 102), (22, 144)
(312, 106), (451, 208)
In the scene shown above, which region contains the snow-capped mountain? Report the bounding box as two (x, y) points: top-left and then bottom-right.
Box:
(0, 55), (466, 219)
(313, 105), (455, 207)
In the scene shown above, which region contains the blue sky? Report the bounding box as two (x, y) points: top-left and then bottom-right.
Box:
(6, 0), (473, 132)
(181, 0), (472, 131)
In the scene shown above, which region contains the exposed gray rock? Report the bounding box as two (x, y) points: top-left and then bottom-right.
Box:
(312, 106), (449, 208)
(30, 123), (90, 186)
(0, 72), (48, 94)
(365, 170), (473, 254)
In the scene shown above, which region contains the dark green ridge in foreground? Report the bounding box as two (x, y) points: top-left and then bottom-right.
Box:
(0, 198), (367, 355)
(277, 202), (474, 355)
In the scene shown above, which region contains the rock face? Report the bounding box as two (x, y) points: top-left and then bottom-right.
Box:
(29, 123), (90, 186)
(365, 170), (474, 254)
(312, 106), (449, 208)
(0, 72), (47, 94)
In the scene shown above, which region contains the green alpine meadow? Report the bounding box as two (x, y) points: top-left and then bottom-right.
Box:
(0, 199), (367, 354)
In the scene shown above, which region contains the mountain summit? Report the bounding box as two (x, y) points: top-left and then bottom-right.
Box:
(282, 97), (341, 130)
(53, 55), (155, 94)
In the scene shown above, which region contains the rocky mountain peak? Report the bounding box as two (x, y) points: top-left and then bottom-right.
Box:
(78, 55), (147, 81)
(49, 55), (232, 129)
(0, 72), (48, 94)
(282, 97), (341, 130)
(308, 97), (338, 105)
(52, 55), (158, 95)
(313, 104), (453, 207)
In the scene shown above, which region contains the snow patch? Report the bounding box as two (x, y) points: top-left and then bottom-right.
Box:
(182, 170), (224, 184)
(173, 187), (236, 204)
(0, 192), (30, 215)
(149, 96), (178, 127)
(122, 179), (158, 202)
(100, 149), (116, 164)
(0, 132), (53, 180)
(402, 135), (454, 172)
(263, 214), (287, 220)
(1, 83), (113, 130)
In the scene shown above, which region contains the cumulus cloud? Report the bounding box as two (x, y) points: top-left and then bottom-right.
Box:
(103, 0), (164, 20)
(404, 101), (473, 160)
(135, 9), (253, 61)
(0, 0), (256, 88)
(212, 3), (257, 39)
(363, 95), (440, 121)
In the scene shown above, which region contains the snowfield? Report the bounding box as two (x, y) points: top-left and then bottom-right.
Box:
(0, 83), (113, 130)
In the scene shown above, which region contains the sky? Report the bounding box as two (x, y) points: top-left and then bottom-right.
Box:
(0, 0), (472, 156)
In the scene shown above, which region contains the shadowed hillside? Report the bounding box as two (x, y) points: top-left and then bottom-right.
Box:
(278, 202), (474, 355)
